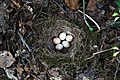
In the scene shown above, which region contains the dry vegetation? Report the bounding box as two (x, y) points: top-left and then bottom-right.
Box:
(0, 0), (120, 80)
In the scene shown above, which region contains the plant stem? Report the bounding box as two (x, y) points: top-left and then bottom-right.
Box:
(78, 9), (101, 32)
(85, 48), (112, 60)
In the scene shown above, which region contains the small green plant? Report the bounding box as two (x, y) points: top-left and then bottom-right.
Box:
(111, 46), (120, 57)
(112, 0), (120, 21)
(112, 1), (120, 27)
(78, 0), (100, 32)
(85, 46), (120, 60)
(112, 9), (120, 22)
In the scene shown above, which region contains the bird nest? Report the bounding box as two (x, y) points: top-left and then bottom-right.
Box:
(43, 20), (82, 57)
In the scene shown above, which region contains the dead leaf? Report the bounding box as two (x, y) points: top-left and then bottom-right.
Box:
(24, 65), (30, 72)
(0, 51), (15, 68)
(16, 67), (24, 76)
(48, 67), (60, 77)
(87, 0), (96, 11)
(64, 0), (80, 10)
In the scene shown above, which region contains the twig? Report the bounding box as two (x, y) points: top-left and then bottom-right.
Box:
(52, 0), (71, 18)
(114, 69), (118, 80)
(18, 31), (31, 52)
(114, 64), (120, 80)
(85, 48), (112, 60)
(52, 0), (66, 13)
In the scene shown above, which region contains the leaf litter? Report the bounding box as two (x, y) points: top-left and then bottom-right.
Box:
(0, 0), (120, 80)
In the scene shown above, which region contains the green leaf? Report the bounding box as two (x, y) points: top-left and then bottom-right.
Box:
(116, 1), (120, 7)
(111, 46), (119, 50)
(114, 17), (120, 22)
(119, 9), (120, 13)
(113, 51), (119, 57)
(112, 12), (119, 17)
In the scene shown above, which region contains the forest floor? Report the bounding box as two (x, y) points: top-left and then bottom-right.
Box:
(0, 0), (120, 80)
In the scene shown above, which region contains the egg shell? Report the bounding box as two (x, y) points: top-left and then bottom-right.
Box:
(59, 32), (66, 40)
(53, 37), (61, 44)
(66, 35), (73, 42)
(55, 44), (63, 50)
(62, 41), (70, 48)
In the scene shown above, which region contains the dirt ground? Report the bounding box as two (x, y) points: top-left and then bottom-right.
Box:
(0, 0), (120, 80)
